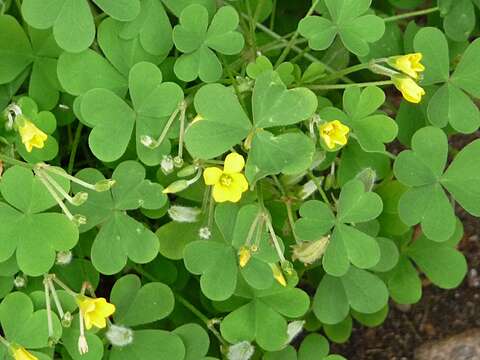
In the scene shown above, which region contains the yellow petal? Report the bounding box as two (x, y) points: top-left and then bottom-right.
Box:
(18, 120), (48, 152)
(203, 167), (223, 185)
(230, 173), (249, 193)
(238, 246), (251, 267)
(212, 183), (232, 203)
(319, 120), (349, 149)
(223, 152), (245, 174)
(93, 298), (116, 317)
(13, 347), (38, 360)
(393, 76), (425, 104)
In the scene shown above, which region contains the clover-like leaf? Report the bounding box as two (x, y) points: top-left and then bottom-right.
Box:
(70, 161), (166, 274)
(111, 274), (174, 326)
(173, 4), (244, 82)
(441, 0), (477, 42)
(173, 323), (211, 360)
(298, 0), (385, 56)
(220, 280), (310, 351)
(0, 166), (78, 276)
(394, 126), (480, 241)
(184, 84), (251, 159)
(313, 267), (389, 325)
(0, 292), (62, 347)
(387, 221), (466, 304)
(80, 62), (183, 164)
(295, 179), (382, 276)
(62, 318), (104, 360)
(414, 28), (480, 133)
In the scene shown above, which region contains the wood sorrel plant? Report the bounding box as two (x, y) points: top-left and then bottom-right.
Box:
(0, 0), (478, 359)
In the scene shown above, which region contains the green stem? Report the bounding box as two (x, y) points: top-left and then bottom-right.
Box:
(0, 334), (10, 348)
(242, 14), (353, 83)
(275, 0), (320, 66)
(319, 62), (373, 83)
(306, 80), (393, 90)
(0, 154), (34, 168)
(67, 122), (83, 174)
(50, 275), (78, 297)
(383, 6), (439, 22)
(307, 171), (331, 206)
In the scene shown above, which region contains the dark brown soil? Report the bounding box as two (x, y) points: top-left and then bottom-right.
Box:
(333, 134), (480, 360)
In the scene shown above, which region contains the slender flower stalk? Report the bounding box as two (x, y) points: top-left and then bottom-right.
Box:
(35, 170), (75, 221)
(43, 276), (54, 341)
(48, 280), (65, 319)
(140, 102), (183, 149)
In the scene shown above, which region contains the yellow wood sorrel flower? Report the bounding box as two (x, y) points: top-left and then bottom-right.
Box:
(76, 296), (115, 330)
(319, 120), (350, 150)
(203, 153), (248, 203)
(390, 53), (425, 80)
(12, 347), (37, 360)
(238, 246), (251, 267)
(392, 75), (425, 104)
(270, 263), (287, 287)
(18, 119), (47, 153)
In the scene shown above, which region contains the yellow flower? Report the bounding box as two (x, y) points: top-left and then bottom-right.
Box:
(319, 120), (350, 150)
(238, 246), (251, 268)
(392, 75), (425, 104)
(391, 53), (425, 80)
(12, 347), (37, 360)
(203, 153), (249, 203)
(76, 296), (115, 330)
(270, 263), (286, 287)
(18, 119), (47, 153)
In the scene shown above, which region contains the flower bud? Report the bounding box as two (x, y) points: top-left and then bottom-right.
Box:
(72, 214), (87, 226)
(71, 192), (88, 206)
(140, 135), (156, 148)
(198, 227), (211, 240)
(94, 179), (116, 192)
(62, 312), (73, 327)
(177, 165), (197, 178)
(238, 246), (251, 268)
(298, 180), (317, 200)
(160, 155), (174, 175)
(168, 205), (201, 223)
(173, 156), (184, 168)
(78, 334), (89, 355)
(56, 250), (73, 266)
(270, 263), (286, 287)
(324, 173), (335, 190)
(292, 237), (329, 265)
(13, 275), (27, 288)
(106, 325), (134, 347)
(162, 180), (189, 194)
(227, 341), (255, 360)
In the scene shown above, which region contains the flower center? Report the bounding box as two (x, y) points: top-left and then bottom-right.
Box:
(220, 174), (233, 186)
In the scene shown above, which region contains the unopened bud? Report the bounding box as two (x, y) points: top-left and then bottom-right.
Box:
(324, 173), (335, 190)
(191, 114), (204, 123)
(281, 260), (294, 276)
(94, 179), (115, 192)
(177, 165), (197, 178)
(140, 135), (156, 148)
(162, 180), (189, 194)
(56, 250), (73, 265)
(286, 320), (305, 344)
(106, 325), (134, 347)
(72, 214), (87, 226)
(238, 246), (251, 268)
(13, 275), (27, 288)
(173, 156), (184, 168)
(270, 263), (286, 287)
(355, 167), (377, 192)
(198, 227), (211, 240)
(48, 336), (57, 347)
(292, 237), (329, 265)
(160, 155), (174, 175)
(168, 205), (201, 223)
(71, 192), (88, 206)
(227, 341), (255, 360)
(62, 312), (73, 327)
(298, 180), (317, 200)
(78, 335), (89, 355)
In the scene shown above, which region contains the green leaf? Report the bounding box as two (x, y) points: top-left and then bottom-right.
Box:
(299, 0), (385, 56)
(295, 200), (335, 241)
(441, 139), (480, 216)
(313, 274), (349, 324)
(442, 0), (475, 42)
(298, 334), (329, 360)
(173, 323), (210, 360)
(0, 292), (62, 347)
(253, 71), (318, 128)
(184, 84), (251, 159)
(183, 240), (237, 301)
(341, 87), (398, 153)
(0, 166), (78, 276)
(413, 27), (450, 85)
(70, 162), (165, 274)
(57, 50), (128, 97)
(23, 0), (95, 52)
(173, 4), (244, 82)
(427, 83), (480, 134)
(92, 0), (140, 21)
(323, 317), (352, 344)
(376, 181), (410, 236)
(336, 179), (383, 223)
(264, 346), (297, 360)
(62, 319), (104, 360)
(110, 330), (185, 360)
(161, 0), (216, 17)
(0, 15), (33, 84)
(451, 38), (480, 98)
(157, 222), (205, 260)
(111, 274), (174, 326)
